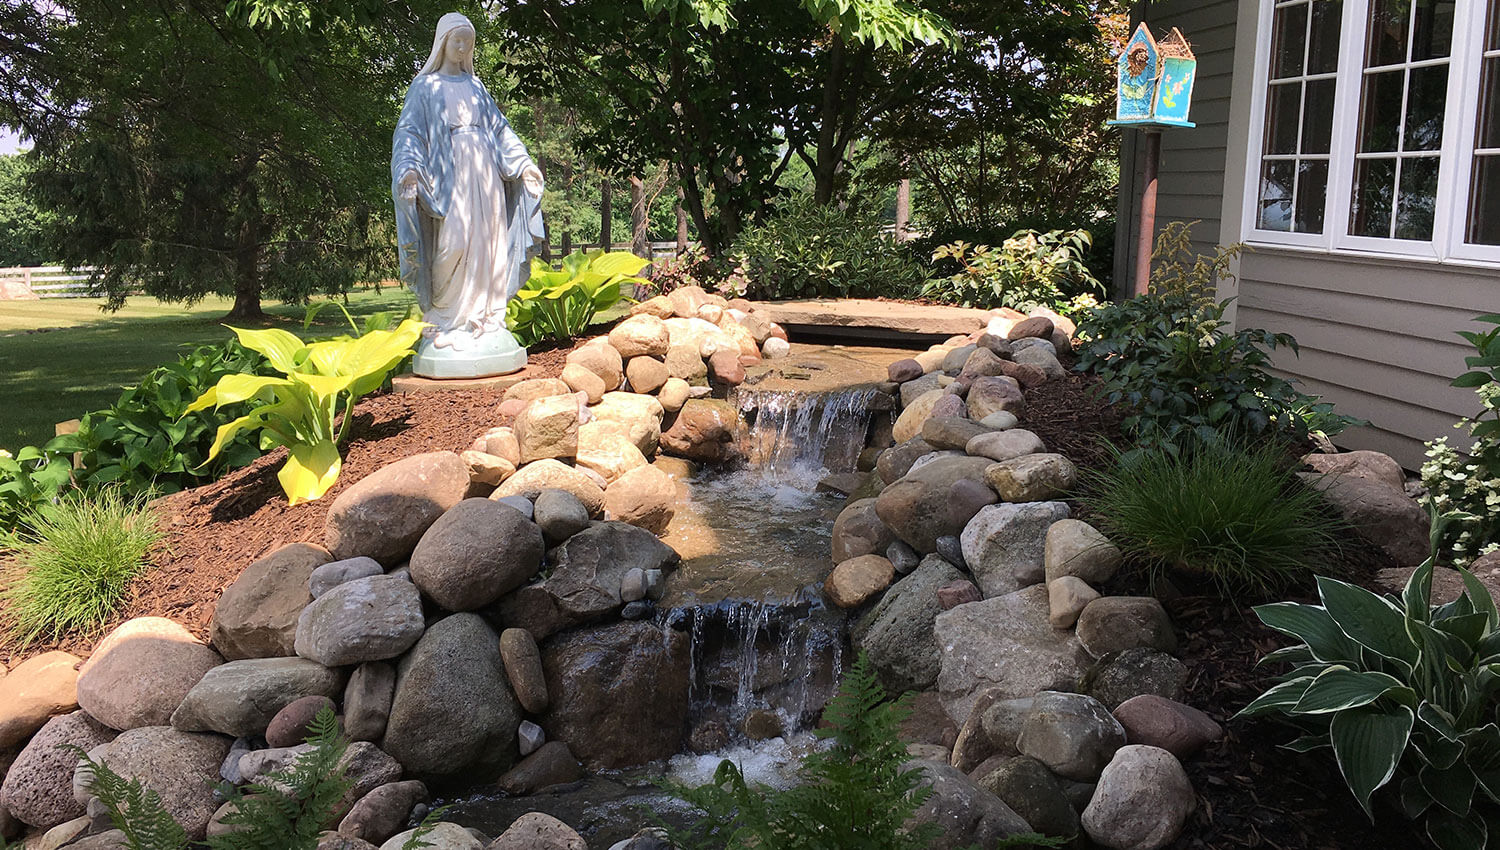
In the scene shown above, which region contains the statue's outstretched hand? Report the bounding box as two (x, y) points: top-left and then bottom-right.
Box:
(399, 171), (420, 202)
(522, 165), (545, 198)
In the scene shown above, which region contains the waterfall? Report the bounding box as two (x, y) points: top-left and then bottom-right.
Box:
(734, 387), (880, 482)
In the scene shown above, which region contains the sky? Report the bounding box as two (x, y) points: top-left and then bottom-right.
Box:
(0, 127), (31, 155)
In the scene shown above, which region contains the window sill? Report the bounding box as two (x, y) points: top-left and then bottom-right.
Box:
(1240, 236), (1500, 272)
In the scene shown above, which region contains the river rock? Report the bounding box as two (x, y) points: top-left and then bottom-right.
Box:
(1113, 695), (1222, 758)
(935, 585), (1090, 723)
(541, 621), (691, 770)
(661, 398), (739, 462)
(1298, 471), (1430, 565)
(212, 543), (331, 660)
(1076, 597), (1177, 658)
(295, 575), (425, 666)
(658, 377), (692, 412)
(1044, 519), (1122, 584)
(576, 425), (649, 485)
(977, 696), (1037, 757)
(978, 410), (1019, 431)
(1077, 649), (1189, 710)
(664, 343), (708, 384)
(590, 391), (666, 456)
(514, 395), (580, 464)
(922, 417), (989, 452)
(876, 455), (994, 554)
(1007, 316), (1053, 341)
(503, 379), (572, 403)
(609, 314), (672, 358)
(489, 812), (587, 850)
(324, 452), (470, 566)
(853, 557), (966, 693)
(957, 348), (1011, 382)
(887, 540), (921, 575)
(466, 452), (515, 490)
(965, 429), (1044, 463)
(1016, 691), (1125, 780)
(960, 501), (1071, 597)
(1012, 345), (1066, 380)
(889, 358), (924, 382)
(831, 498), (896, 562)
(73, 618), (220, 733)
(826, 555), (895, 608)
(338, 780), (428, 845)
(993, 359), (1047, 389)
(936, 580), (981, 609)
(604, 464), (677, 534)
(62, 828), (127, 849)
(877, 437), (937, 484)
(472, 427), (522, 466)
(566, 341), (624, 391)
(903, 759), (1031, 849)
(499, 628), (548, 714)
(310, 557), (386, 599)
(631, 295), (675, 319)
(1010, 337), (1056, 358)
(382, 614), (521, 777)
(624, 356), (670, 395)
(985, 453), (1076, 502)
(379, 823), (482, 850)
(94, 726), (230, 839)
(490, 459), (605, 517)
(171, 657), (343, 738)
(0, 712), (113, 829)
(344, 662), (396, 743)
(946, 479), (998, 531)
(1047, 576), (1099, 629)
(940, 344), (977, 374)
(1303, 450), (1406, 492)
(534, 489), (591, 543)
(977, 756), (1079, 838)
(557, 365), (604, 406)
(335, 742), (403, 815)
(900, 372), (943, 408)
(976, 333), (1014, 358)
(494, 741), (585, 795)
(265, 695), (335, 748)
(965, 377), (1026, 421)
(892, 390), (946, 444)
(0, 651), (81, 750)
(1082, 745), (1195, 850)
(929, 394), (967, 420)
(495, 521), (680, 639)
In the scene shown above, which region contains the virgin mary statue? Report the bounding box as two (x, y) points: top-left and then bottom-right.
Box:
(392, 13), (547, 378)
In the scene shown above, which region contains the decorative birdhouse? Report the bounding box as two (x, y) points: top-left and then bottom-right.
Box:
(1111, 23), (1196, 128)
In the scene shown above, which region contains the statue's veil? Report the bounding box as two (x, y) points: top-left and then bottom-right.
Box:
(415, 12), (475, 79)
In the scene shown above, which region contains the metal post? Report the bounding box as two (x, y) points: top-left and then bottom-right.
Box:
(1134, 129), (1161, 297)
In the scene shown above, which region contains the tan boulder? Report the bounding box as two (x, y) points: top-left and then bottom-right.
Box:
(212, 542), (331, 658)
(658, 377), (691, 413)
(664, 317), (737, 359)
(78, 618), (223, 731)
(565, 339), (624, 390)
(491, 459), (605, 516)
(893, 389), (947, 443)
(590, 391), (665, 456)
(664, 344), (708, 384)
(460, 450), (516, 486)
(502, 378), (573, 403)
(0, 651), (81, 750)
(667, 285), (713, 318)
(1302, 450), (1406, 493)
(559, 364), (606, 404)
(576, 425), (649, 484)
(608, 314), (671, 358)
(514, 395), (580, 464)
(625, 356), (670, 394)
(603, 464), (677, 534)
(629, 295), (675, 319)
(470, 426), (520, 466)
(826, 555), (895, 608)
(660, 398), (740, 463)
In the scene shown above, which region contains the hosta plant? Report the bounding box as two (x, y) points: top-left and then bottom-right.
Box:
(1237, 512), (1500, 849)
(187, 320), (425, 505)
(922, 230), (1102, 313)
(507, 249), (647, 345)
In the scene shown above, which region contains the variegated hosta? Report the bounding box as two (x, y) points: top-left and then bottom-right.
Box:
(506, 249), (647, 346)
(1237, 513), (1500, 850)
(185, 319), (426, 505)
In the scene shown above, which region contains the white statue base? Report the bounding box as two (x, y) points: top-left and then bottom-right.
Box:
(412, 329), (527, 379)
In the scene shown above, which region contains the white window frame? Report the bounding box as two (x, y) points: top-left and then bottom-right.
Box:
(1240, 0), (1500, 266)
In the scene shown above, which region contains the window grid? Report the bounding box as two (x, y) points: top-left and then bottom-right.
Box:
(1258, 0), (1340, 233)
(1468, 1), (1500, 245)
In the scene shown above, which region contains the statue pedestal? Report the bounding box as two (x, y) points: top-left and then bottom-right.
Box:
(412, 329), (527, 379)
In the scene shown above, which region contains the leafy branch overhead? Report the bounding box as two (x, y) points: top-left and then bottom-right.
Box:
(641, 0), (959, 49)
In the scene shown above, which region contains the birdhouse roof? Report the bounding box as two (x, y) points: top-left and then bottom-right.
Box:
(1157, 27), (1195, 59)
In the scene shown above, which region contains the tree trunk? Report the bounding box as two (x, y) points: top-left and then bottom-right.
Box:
(630, 175), (648, 257)
(225, 217), (265, 321)
(812, 35), (847, 206)
(675, 184), (688, 254)
(895, 177), (911, 242)
(600, 178), (613, 251)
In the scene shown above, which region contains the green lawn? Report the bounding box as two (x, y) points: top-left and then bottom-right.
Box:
(0, 288), (419, 451)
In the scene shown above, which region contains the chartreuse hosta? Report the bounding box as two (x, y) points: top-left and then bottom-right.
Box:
(185, 319), (425, 505)
(1237, 511), (1500, 850)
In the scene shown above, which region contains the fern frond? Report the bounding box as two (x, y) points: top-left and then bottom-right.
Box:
(69, 746), (188, 850)
(401, 804), (453, 850)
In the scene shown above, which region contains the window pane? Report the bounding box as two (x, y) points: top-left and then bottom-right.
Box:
(1359, 70), (1405, 152)
(1295, 160), (1330, 232)
(1351, 157), (1397, 237)
(1470, 155), (1500, 245)
(1367, 0), (1410, 67)
(1303, 78), (1337, 154)
(1308, 1), (1344, 74)
(1480, 57), (1500, 151)
(1489, 0), (1500, 50)
(1259, 160), (1295, 231)
(1411, 0), (1455, 61)
(1395, 156), (1440, 239)
(1273, 3), (1310, 79)
(1404, 64), (1449, 151)
(1267, 82), (1303, 155)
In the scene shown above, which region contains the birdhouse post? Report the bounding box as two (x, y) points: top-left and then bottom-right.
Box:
(1109, 24), (1197, 296)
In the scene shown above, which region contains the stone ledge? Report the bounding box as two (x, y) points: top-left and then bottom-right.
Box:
(752, 299), (992, 342)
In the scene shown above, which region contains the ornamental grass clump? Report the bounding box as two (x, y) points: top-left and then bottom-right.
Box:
(1083, 438), (1343, 597)
(0, 487), (162, 647)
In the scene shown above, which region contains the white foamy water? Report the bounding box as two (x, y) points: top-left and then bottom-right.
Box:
(666, 732), (826, 790)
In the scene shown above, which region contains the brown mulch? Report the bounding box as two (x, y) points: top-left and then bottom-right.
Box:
(0, 339), (576, 668)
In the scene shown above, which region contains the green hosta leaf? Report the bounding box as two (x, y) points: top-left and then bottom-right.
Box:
(1254, 602), (1363, 665)
(278, 440), (342, 506)
(1318, 576), (1420, 669)
(1434, 612), (1492, 649)
(1459, 569), (1499, 628)
(1420, 702), (1463, 742)
(1329, 705), (1413, 818)
(1259, 645), (1317, 666)
(1402, 775), (1435, 819)
(1425, 807), (1487, 850)
(1234, 676), (1316, 719)
(1420, 762), (1479, 816)
(228, 326), (304, 374)
(184, 374), (292, 414)
(1291, 666), (1415, 714)
(1280, 734), (1330, 753)
(588, 250), (651, 278)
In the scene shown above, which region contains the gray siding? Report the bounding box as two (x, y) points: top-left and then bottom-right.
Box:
(1115, 0), (1239, 293)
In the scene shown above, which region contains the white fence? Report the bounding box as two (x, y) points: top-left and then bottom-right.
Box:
(0, 266), (95, 299)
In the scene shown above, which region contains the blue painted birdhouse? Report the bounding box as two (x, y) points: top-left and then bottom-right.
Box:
(1110, 23), (1196, 128)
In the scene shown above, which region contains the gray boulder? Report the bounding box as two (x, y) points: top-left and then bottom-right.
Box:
(171, 657), (344, 738)
(295, 576), (425, 667)
(903, 759), (1031, 849)
(1044, 519), (1122, 584)
(77, 617), (223, 731)
(534, 489), (592, 543)
(211, 542), (331, 660)
(408, 498), (544, 611)
(960, 502), (1071, 598)
(344, 662), (397, 742)
(831, 498), (897, 563)
(1082, 745), (1195, 850)
(976, 756), (1080, 838)
(309, 557), (385, 598)
(1015, 691), (1126, 780)
(0, 711), (113, 829)
(876, 437), (937, 484)
(1077, 648), (1189, 710)
(95, 726), (232, 840)
(1300, 471), (1430, 565)
(852, 556), (966, 694)
(338, 780), (428, 845)
(1076, 597), (1177, 658)
(324, 451), (471, 566)
(875, 455), (994, 554)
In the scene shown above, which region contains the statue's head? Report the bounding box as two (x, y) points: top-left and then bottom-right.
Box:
(418, 12), (477, 78)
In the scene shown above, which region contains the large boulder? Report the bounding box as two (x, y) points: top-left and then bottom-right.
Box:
(1077, 648), (1189, 710)
(903, 759), (1031, 849)
(1076, 597), (1177, 658)
(876, 437), (938, 484)
(1082, 745), (1195, 850)
(1299, 471), (1430, 565)
(1044, 519), (1122, 584)
(338, 780), (428, 846)
(825, 555), (895, 609)
(494, 521), (680, 640)
(489, 812), (588, 850)
(965, 428), (1043, 463)
(211, 542), (331, 660)
(661, 398), (740, 463)
(985, 454), (1076, 502)
(381, 614), (521, 777)
(893, 390), (947, 444)
(565, 340), (624, 391)
(1113, 695), (1223, 759)
(0, 711), (113, 829)
(935, 585), (1090, 724)
(609, 314), (672, 358)
(1015, 691), (1126, 780)
(960, 502), (1071, 598)
(0, 650), (81, 750)
(1303, 450), (1406, 492)
(78, 618), (223, 731)
(294, 576), (426, 666)
(577, 426), (650, 485)
(590, 392), (666, 456)
(408, 498), (544, 611)
(93, 726), (231, 840)
(875, 455), (994, 553)
(380, 823), (482, 850)
(344, 662), (397, 743)
(514, 395), (581, 464)
(493, 741), (585, 795)
(540, 621), (691, 770)
(976, 756), (1080, 838)
(852, 556), (966, 693)
(603, 464), (677, 534)
(490, 459), (605, 517)
(831, 498), (896, 562)
(171, 657), (344, 738)
(324, 452), (470, 566)
(965, 377), (1026, 421)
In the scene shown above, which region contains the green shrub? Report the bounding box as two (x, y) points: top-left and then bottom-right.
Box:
(1075, 294), (1360, 447)
(0, 443), (76, 535)
(1236, 512), (1500, 850)
(506, 249), (647, 346)
(1, 488), (162, 647)
(1083, 438), (1343, 596)
(921, 230), (1102, 313)
(731, 199), (925, 300)
(1421, 314), (1500, 563)
(1147, 219), (1244, 304)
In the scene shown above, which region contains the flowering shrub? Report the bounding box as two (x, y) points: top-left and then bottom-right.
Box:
(1421, 314), (1500, 562)
(922, 230), (1102, 313)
